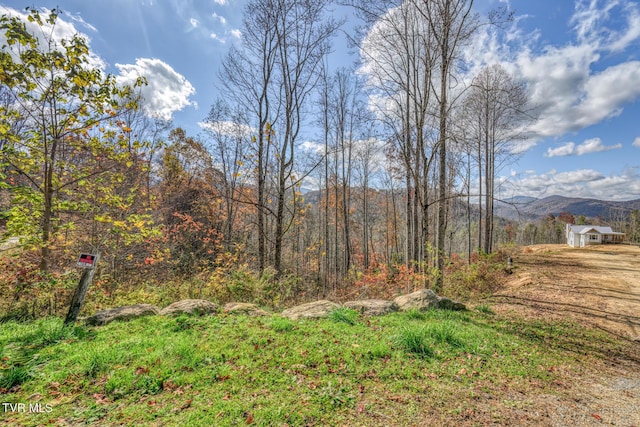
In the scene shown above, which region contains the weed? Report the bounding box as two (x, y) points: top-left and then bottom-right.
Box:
(0, 365), (33, 389)
(366, 342), (392, 359)
(314, 382), (355, 408)
(171, 315), (198, 332)
(328, 307), (359, 325)
(404, 308), (426, 321)
(425, 321), (464, 348)
(81, 345), (125, 379)
(269, 316), (294, 333)
(135, 374), (163, 395)
(394, 326), (434, 358)
(476, 304), (495, 315)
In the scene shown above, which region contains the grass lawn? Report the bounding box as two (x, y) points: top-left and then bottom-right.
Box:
(0, 307), (631, 426)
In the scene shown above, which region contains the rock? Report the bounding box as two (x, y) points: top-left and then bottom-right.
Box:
(281, 300), (340, 320)
(223, 302), (269, 316)
(436, 296), (466, 311)
(344, 299), (398, 316)
(394, 289), (439, 312)
(86, 304), (160, 326)
(159, 299), (219, 316)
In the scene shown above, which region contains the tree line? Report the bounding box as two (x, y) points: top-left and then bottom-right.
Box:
(2, 3), (631, 319)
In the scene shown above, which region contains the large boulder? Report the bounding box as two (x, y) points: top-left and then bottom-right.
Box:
(223, 302), (269, 317)
(394, 289), (439, 312)
(86, 304), (160, 326)
(344, 299), (398, 316)
(436, 296), (466, 311)
(159, 299), (219, 316)
(281, 300), (340, 320)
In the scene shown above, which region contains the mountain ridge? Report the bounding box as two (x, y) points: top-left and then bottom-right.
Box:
(495, 195), (640, 220)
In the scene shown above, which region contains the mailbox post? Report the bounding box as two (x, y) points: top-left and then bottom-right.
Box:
(64, 253), (99, 325)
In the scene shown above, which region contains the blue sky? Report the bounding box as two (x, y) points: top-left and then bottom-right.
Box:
(2, 0), (640, 201)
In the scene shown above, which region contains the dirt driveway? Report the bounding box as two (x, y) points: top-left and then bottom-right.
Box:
(488, 244), (640, 426)
(498, 244), (640, 340)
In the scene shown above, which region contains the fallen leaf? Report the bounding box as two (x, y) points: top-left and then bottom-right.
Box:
(93, 393), (110, 405)
(135, 366), (149, 375)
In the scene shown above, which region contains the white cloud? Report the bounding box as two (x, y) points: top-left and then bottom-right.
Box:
(115, 58), (196, 120)
(571, 0), (640, 53)
(575, 138), (622, 155)
(633, 137), (640, 147)
(65, 11), (98, 32)
(230, 29), (242, 40)
(503, 168), (640, 201)
(545, 138), (622, 157)
(300, 140), (325, 155)
(190, 18), (199, 28)
(213, 0), (228, 4)
(452, 0), (640, 151)
(212, 13), (227, 25)
(546, 142), (576, 158)
(199, 120), (255, 137)
(210, 32), (224, 43)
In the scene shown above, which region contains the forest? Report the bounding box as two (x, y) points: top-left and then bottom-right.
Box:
(1, 2), (639, 320)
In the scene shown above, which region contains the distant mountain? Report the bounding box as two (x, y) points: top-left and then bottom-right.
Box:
(495, 195), (640, 221)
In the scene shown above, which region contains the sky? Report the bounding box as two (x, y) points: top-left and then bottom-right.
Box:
(1, 0), (640, 201)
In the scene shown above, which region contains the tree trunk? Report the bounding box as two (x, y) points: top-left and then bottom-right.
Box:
(435, 52), (449, 293)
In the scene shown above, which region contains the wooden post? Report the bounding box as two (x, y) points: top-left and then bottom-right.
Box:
(64, 254), (98, 325)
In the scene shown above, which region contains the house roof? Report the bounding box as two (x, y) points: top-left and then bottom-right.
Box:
(569, 225), (624, 235)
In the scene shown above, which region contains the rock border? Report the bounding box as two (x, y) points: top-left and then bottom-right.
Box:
(84, 291), (466, 326)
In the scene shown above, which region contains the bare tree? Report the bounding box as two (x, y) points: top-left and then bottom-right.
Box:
(357, 0), (439, 281)
(202, 99), (251, 251)
(220, 0), (339, 278)
(462, 64), (529, 253)
(412, 0), (478, 292)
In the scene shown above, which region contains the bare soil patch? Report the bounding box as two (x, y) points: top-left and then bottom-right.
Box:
(487, 244), (640, 426)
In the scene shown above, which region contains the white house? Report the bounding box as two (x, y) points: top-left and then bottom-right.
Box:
(565, 224), (625, 248)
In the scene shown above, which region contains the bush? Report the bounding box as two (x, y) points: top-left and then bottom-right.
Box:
(206, 266), (300, 308)
(444, 251), (508, 301)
